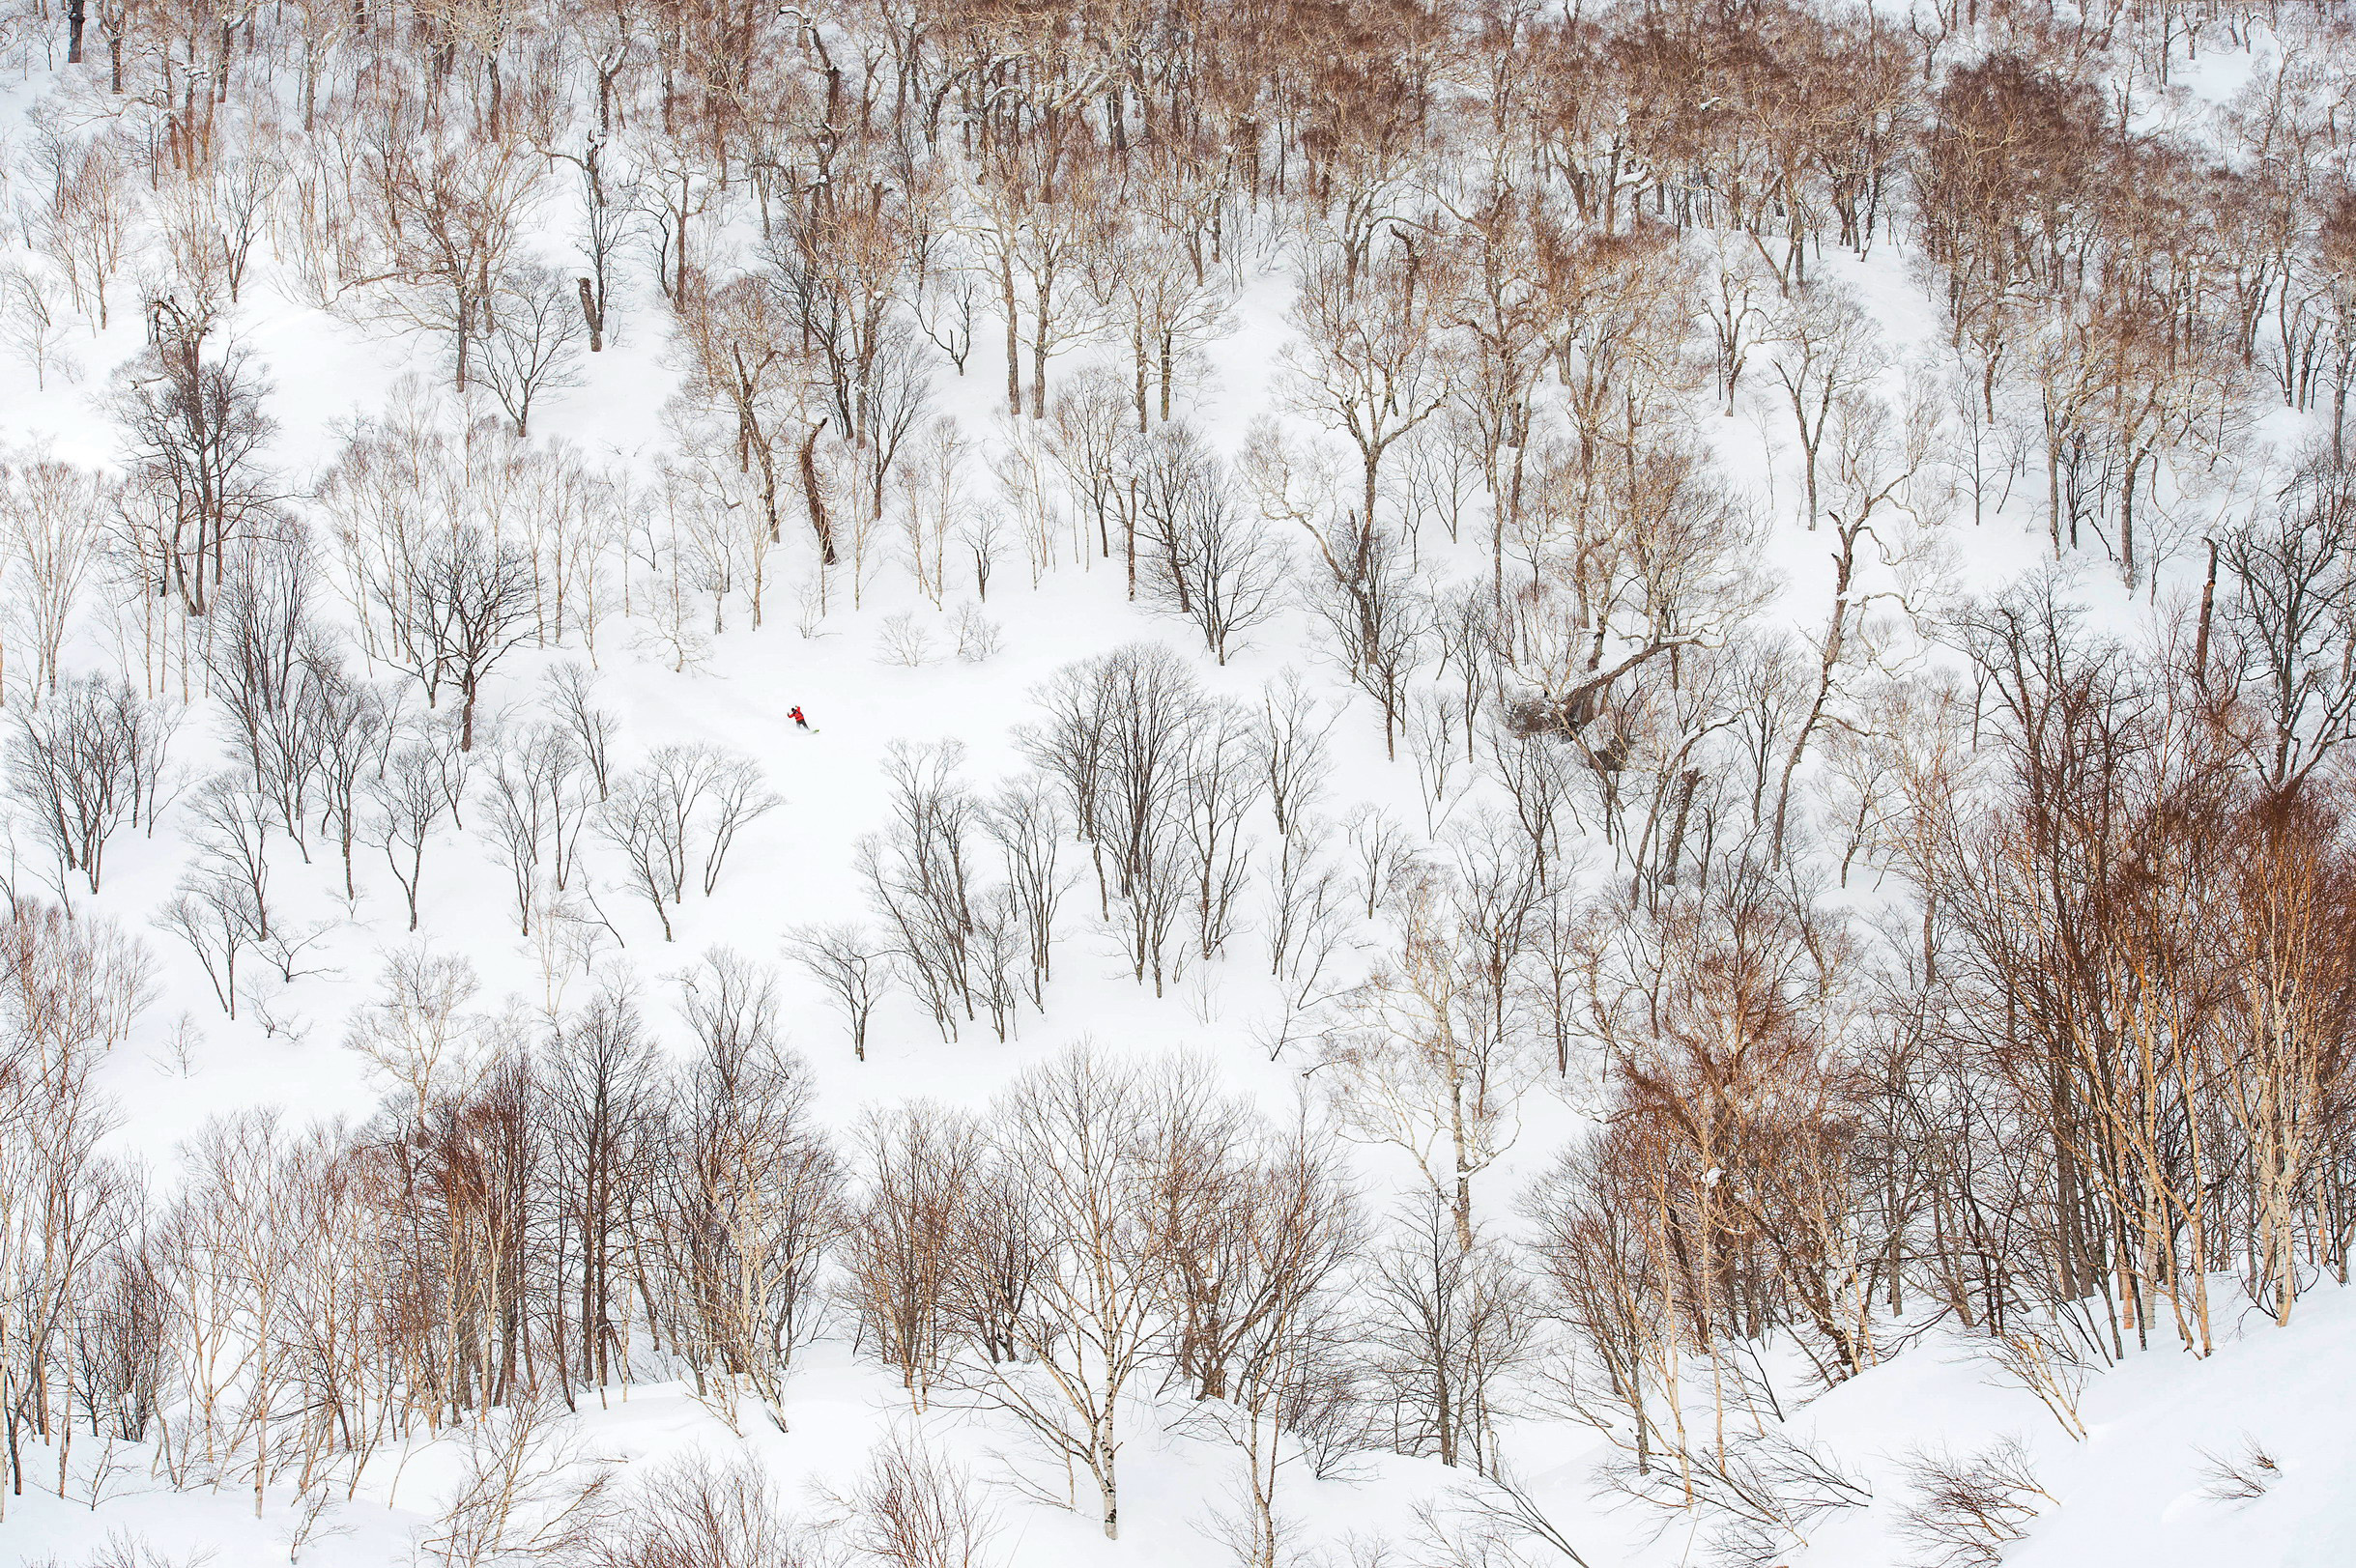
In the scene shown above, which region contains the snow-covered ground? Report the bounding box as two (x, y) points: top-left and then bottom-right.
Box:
(1, 13), (2350, 1568)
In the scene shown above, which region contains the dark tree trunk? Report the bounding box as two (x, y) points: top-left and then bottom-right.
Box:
(577, 276), (603, 352)
(800, 419), (838, 564)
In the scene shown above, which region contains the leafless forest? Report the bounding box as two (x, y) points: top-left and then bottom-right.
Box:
(1, 0), (2355, 1563)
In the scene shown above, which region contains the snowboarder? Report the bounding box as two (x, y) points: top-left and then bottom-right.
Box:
(789, 705), (810, 730)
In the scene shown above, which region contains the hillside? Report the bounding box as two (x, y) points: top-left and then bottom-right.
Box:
(1, 3), (2353, 1566)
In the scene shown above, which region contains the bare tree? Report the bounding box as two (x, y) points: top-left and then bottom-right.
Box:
(8, 675), (172, 898)
(842, 1429), (1000, 1568)
(479, 263), (589, 438)
(857, 739), (983, 1035)
(156, 874), (263, 1017)
(479, 721), (596, 935)
(970, 140), (1117, 419)
(181, 774), (277, 956)
(25, 130), (134, 330)
(1766, 282), (1882, 527)
(2208, 456), (2356, 796)
(1365, 1196), (1532, 1475)
(784, 923), (886, 1061)
(0, 263), (77, 391)
(593, 1451), (831, 1568)
(0, 448), (106, 699)
(1300, 517), (1435, 759)
(1021, 646), (1232, 994)
(668, 271), (816, 557)
(598, 746), (777, 941)
(1319, 861), (1538, 1251)
(656, 951), (845, 1427)
(313, 675), (396, 898)
(1258, 818), (1365, 1059)
(364, 728), (457, 930)
(109, 334), (283, 619)
(543, 985), (665, 1393)
(1891, 1440), (2054, 1568)
(1286, 239), (1459, 536)
(1257, 670), (1338, 840)
(415, 1394), (615, 1568)
(981, 773), (1073, 1006)
(1131, 423), (1292, 664)
(846, 1101), (990, 1411)
(545, 661), (618, 801)
(1165, 1123), (1363, 1568)
(362, 522), (539, 751)
(342, 944), (490, 1113)
(936, 1046), (1173, 1538)
(337, 114), (547, 391)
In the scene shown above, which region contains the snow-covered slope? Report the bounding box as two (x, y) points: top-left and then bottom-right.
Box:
(1, 9), (2351, 1568)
